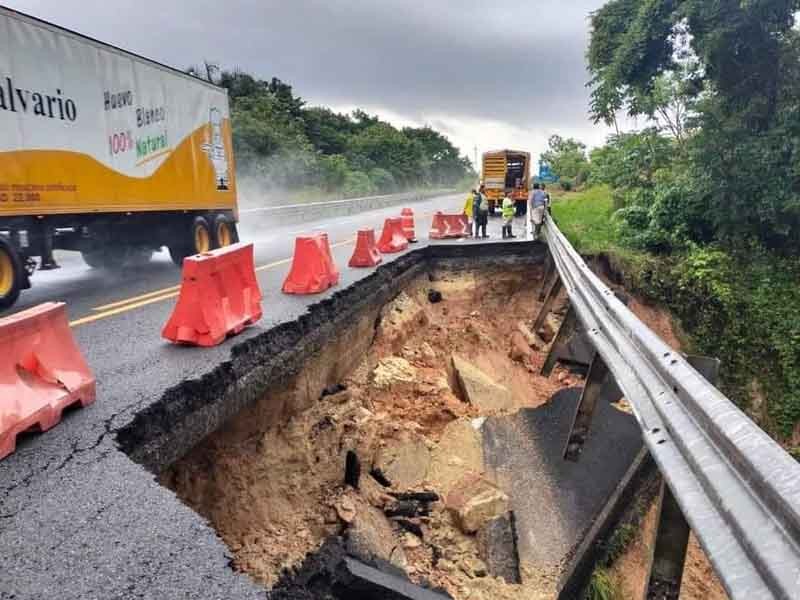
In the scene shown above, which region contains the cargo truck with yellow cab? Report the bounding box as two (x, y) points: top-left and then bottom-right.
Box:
(0, 6), (239, 308)
(481, 150), (531, 215)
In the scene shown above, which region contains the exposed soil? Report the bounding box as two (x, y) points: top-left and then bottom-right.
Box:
(157, 252), (723, 600)
(161, 263), (579, 599)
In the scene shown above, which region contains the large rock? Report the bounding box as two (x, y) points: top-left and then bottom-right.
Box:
(537, 314), (561, 343)
(346, 500), (407, 570)
(372, 356), (417, 388)
(477, 513), (521, 584)
(446, 473), (509, 534)
(509, 331), (534, 364)
(428, 419), (484, 496)
(451, 354), (514, 412)
(376, 292), (428, 352)
(374, 436), (431, 490)
(516, 321), (545, 350)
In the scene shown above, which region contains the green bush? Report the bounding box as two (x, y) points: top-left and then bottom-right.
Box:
(554, 185), (800, 439)
(318, 154), (349, 191)
(368, 167), (397, 193)
(560, 178), (574, 191)
(342, 170), (375, 198)
(585, 569), (621, 600)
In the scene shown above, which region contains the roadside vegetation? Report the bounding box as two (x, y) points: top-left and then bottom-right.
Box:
(547, 0), (800, 447)
(188, 66), (474, 201)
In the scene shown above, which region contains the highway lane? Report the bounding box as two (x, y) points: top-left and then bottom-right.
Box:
(0, 191), (532, 600)
(1, 192), (464, 323)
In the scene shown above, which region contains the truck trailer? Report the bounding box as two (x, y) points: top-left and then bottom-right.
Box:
(481, 150), (531, 215)
(0, 6), (239, 308)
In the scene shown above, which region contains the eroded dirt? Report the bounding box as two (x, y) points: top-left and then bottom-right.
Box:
(157, 254), (730, 600)
(161, 264), (578, 599)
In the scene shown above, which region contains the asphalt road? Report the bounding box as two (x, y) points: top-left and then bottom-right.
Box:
(0, 193), (532, 600)
(482, 388), (644, 589)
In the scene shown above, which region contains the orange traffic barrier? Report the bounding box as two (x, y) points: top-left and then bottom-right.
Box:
(377, 218), (410, 254)
(349, 229), (383, 268)
(162, 243), (263, 347)
(429, 212), (470, 239)
(282, 233), (340, 294)
(400, 208), (418, 243)
(0, 302), (96, 461)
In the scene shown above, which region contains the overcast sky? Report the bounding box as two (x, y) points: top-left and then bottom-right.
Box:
(6, 0), (613, 166)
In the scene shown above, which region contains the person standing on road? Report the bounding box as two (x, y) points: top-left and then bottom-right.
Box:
(530, 183), (548, 240)
(463, 190), (475, 237)
(474, 188), (489, 238)
(472, 188), (482, 237)
(501, 193), (516, 239)
(542, 183), (552, 214)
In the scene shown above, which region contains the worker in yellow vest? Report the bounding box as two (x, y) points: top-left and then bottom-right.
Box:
(501, 193), (516, 239)
(463, 191), (474, 237)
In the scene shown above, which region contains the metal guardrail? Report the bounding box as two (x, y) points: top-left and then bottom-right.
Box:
(541, 216), (800, 599)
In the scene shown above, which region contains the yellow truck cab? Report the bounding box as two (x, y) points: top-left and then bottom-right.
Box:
(0, 6), (239, 308)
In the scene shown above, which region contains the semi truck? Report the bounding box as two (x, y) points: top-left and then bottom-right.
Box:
(481, 150), (531, 214)
(0, 6), (239, 309)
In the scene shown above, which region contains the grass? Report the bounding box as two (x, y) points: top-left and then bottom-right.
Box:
(585, 568), (621, 600)
(550, 185), (621, 255)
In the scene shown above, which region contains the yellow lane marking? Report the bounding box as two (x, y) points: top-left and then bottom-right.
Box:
(70, 291), (181, 327)
(70, 237), (357, 328)
(92, 284), (182, 311)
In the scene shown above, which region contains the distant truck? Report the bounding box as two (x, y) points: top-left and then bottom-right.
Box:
(0, 7), (239, 309)
(481, 150), (531, 214)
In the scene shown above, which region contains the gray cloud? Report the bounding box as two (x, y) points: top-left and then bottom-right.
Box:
(6, 0), (610, 157)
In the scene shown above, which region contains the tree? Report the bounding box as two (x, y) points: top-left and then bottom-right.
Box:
(318, 155), (350, 191)
(588, 0), (800, 251)
(403, 127), (473, 186)
(541, 135), (590, 183)
(302, 107), (352, 155)
(200, 66), (472, 194)
(346, 123), (426, 187)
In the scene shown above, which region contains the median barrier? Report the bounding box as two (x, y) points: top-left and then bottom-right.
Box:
(0, 302), (96, 460)
(377, 218), (409, 254)
(282, 234), (340, 294)
(162, 243), (263, 347)
(238, 189), (456, 226)
(429, 212), (470, 239)
(348, 229), (382, 268)
(400, 208), (417, 243)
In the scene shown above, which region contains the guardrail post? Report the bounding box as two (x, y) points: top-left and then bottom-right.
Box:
(539, 253), (555, 301)
(542, 305), (577, 376)
(562, 352), (623, 461)
(645, 482), (691, 600)
(533, 274), (563, 333)
(644, 355), (720, 600)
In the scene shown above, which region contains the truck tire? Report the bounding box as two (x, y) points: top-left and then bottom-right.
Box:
(212, 214), (239, 248)
(0, 238), (23, 310)
(168, 216), (212, 267)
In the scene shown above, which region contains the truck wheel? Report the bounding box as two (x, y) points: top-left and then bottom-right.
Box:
(192, 216), (212, 253)
(213, 214), (239, 248)
(168, 216), (212, 266)
(0, 238), (23, 310)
